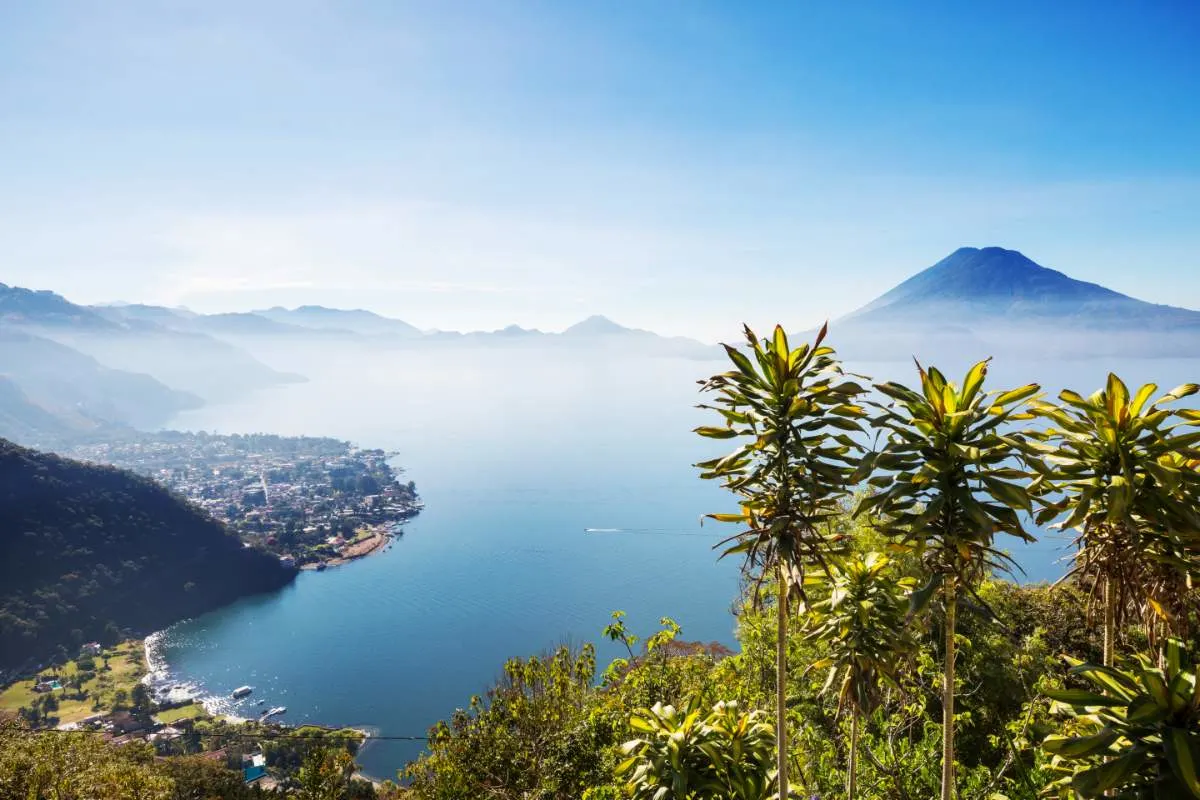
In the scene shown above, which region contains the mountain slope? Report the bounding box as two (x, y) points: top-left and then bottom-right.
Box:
(254, 305), (421, 337)
(846, 246), (1200, 329)
(0, 438), (296, 670)
(0, 283), (116, 330)
(0, 377), (77, 443)
(0, 284), (305, 402)
(0, 329), (201, 430)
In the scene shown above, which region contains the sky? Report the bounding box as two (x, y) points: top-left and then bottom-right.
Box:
(1, 1), (1198, 341)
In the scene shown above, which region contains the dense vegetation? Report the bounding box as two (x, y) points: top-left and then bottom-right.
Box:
(0, 437), (295, 672)
(405, 326), (1200, 800)
(4, 323), (1200, 799)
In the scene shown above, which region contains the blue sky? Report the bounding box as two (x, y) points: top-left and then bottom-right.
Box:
(1, 1), (1198, 340)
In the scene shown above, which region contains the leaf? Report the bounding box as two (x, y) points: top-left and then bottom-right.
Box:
(1163, 728), (1200, 798)
(1042, 727), (1119, 757)
(1071, 664), (1141, 702)
(1042, 688), (1126, 708)
(908, 573), (943, 617)
(1130, 383), (1160, 416)
(992, 383), (1041, 409)
(1071, 750), (1149, 796)
(695, 426), (740, 439)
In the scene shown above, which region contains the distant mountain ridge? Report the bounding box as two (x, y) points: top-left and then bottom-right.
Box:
(0, 283), (302, 433)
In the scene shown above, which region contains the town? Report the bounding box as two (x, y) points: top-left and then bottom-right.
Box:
(65, 432), (423, 568)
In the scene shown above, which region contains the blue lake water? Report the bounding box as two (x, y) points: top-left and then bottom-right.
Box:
(154, 345), (1196, 777)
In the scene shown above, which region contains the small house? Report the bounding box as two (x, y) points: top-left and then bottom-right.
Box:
(243, 752), (267, 784)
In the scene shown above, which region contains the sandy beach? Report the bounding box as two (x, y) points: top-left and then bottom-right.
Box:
(300, 527), (392, 570)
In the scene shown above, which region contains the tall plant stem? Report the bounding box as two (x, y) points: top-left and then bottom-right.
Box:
(847, 709), (859, 800)
(941, 577), (957, 800)
(777, 560), (789, 800)
(1103, 576), (1116, 667)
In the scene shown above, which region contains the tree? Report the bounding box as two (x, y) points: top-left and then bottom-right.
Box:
(801, 552), (915, 800)
(617, 700), (774, 800)
(1042, 638), (1200, 797)
(1031, 376), (1200, 665)
(858, 359), (1040, 800)
(297, 747), (358, 800)
(697, 324), (866, 798)
(0, 721), (172, 800)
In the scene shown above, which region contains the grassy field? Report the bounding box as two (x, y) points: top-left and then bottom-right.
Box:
(154, 703), (207, 724)
(0, 641), (146, 725)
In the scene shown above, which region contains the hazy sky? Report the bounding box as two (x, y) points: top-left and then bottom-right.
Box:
(2, 1), (1198, 341)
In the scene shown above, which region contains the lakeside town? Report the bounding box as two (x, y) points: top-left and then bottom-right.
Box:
(65, 432), (423, 569)
(0, 638), (369, 792)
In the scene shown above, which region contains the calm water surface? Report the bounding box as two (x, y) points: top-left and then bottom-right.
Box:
(154, 345), (1196, 776)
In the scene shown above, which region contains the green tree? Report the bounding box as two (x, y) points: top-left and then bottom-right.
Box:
(1042, 638), (1200, 797)
(1031, 376), (1200, 664)
(858, 359), (1040, 800)
(801, 552), (915, 800)
(297, 747), (358, 800)
(0, 721), (172, 800)
(697, 324), (866, 797)
(617, 700), (774, 800)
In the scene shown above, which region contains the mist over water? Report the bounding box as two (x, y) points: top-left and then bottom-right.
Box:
(153, 340), (1197, 777)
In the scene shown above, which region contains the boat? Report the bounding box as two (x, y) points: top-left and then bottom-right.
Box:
(260, 706), (287, 719)
(231, 686), (253, 699)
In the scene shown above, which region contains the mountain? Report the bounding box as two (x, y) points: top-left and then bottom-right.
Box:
(0, 329), (201, 432)
(254, 305), (421, 337)
(0, 283), (116, 330)
(0, 438), (296, 671)
(562, 314), (635, 336)
(846, 247), (1200, 329)
(830, 247), (1200, 360)
(0, 377), (77, 443)
(0, 284), (304, 403)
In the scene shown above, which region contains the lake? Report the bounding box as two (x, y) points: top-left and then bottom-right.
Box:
(152, 343), (1196, 777)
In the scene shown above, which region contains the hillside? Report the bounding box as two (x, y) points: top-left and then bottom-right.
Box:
(0, 329), (201, 431)
(0, 439), (296, 671)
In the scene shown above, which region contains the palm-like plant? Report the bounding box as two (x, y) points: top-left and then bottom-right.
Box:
(1031, 376), (1200, 665)
(697, 323), (867, 798)
(617, 700), (775, 800)
(856, 359), (1040, 800)
(1043, 638), (1200, 798)
(802, 552), (915, 800)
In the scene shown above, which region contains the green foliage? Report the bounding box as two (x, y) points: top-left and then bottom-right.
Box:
(858, 358), (1041, 800)
(1031, 375), (1200, 659)
(0, 721), (172, 800)
(696, 323), (866, 595)
(404, 644), (609, 800)
(617, 699), (775, 800)
(802, 552), (915, 717)
(1043, 638), (1200, 798)
(697, 323), (866, 797)
(858, 359), (1042, 584)
(297, 747), (360, 800)
(405, 617), (734, 800)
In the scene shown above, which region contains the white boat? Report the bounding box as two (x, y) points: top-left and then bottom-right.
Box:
(231, 686), (253, 698)
(260, 706), (287, 719)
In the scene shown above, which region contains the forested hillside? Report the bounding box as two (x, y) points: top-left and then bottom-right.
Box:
(0, 438), (295, 671)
